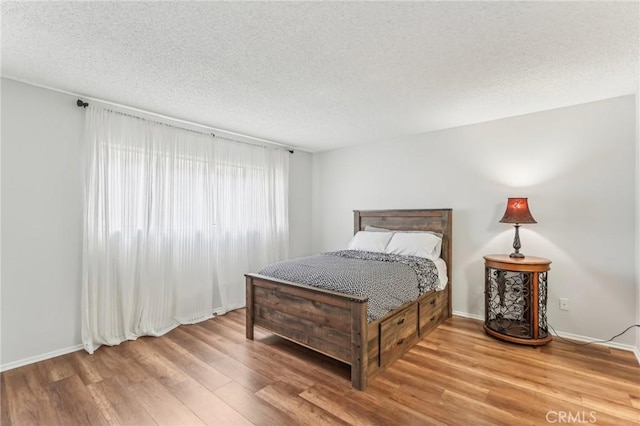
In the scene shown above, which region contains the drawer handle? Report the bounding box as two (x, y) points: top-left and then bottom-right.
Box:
(430, 299), (436, 306)
(430, 316), (436, 322)
(397, 339), (404, 346)
(397, 318), (405, 325)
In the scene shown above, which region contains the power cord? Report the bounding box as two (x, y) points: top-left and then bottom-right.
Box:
(548, 323), (640, 346)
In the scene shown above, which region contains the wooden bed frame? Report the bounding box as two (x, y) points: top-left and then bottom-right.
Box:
(245, 209), (452, 390)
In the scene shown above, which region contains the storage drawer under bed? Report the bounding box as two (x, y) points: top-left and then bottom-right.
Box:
(419, 290), (447, 335)
(379, 304), (419, 367)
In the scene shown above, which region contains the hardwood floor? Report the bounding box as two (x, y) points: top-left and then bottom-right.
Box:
(2, 311), (639, 425)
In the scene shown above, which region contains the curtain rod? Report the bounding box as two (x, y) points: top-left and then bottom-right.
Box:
(76, 99), (294, 154)
(4, 76), (299, 152)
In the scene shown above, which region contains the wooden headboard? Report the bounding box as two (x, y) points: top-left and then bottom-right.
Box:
(353, 209), (453, 303)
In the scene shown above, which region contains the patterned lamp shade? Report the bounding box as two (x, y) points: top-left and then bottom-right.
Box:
(499, 198), (537, 224)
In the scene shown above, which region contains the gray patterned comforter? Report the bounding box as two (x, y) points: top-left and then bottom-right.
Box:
(258, 250), (440, 322)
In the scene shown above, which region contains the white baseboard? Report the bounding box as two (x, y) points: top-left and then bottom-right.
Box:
(1, 344), (84, 373)
(453, 310), (484, 321)
(452, 311), (639, 365)
(552, 329), (640, 365)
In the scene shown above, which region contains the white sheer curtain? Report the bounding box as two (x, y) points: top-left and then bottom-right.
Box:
(214, 139), (289, 310)
(82, 106), (289, 353)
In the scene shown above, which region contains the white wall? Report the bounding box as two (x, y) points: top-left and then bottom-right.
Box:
(0, 78), (314, 368)
(1, 78), (85, 366)
(313, 96), (637, 346)
(289, 149), (313, 258)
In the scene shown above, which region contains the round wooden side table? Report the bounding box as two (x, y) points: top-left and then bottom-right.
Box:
(483, 254), (552, 346)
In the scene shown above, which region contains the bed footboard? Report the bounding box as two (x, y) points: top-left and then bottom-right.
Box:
(246, 273), (369, 389)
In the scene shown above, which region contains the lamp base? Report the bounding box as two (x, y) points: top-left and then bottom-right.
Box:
(509, 224), (525, 259)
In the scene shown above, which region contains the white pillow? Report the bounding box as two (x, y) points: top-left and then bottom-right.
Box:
(347, 231), (394, 253)
(385, 232), (442, 260)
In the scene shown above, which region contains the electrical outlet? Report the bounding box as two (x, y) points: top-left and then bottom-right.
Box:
(559, 298), (569, 311)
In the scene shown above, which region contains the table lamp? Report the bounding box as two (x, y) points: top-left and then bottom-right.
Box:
(499, 198), (537, 258)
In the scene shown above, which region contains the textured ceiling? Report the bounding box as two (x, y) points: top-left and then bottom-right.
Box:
(2, 1), (638, 152)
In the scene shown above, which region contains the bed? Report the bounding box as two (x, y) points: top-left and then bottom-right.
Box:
(245, 209), (452, 390)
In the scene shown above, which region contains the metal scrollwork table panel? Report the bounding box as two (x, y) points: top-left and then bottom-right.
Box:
(484, 254), (552, 346)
